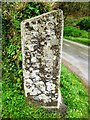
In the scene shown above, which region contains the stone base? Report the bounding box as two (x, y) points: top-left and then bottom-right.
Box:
(43, 97), (67, 116)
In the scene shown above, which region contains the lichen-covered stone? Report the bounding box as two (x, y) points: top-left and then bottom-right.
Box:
(21, 9), (64, 109)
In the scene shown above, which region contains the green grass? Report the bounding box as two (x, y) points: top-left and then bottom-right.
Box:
(60, 64), (89, 118)
(64, 36), (90, 46)
(2, 78), (61, 119)
(64, 19), (89, 46)
(2, 64), (89, 119)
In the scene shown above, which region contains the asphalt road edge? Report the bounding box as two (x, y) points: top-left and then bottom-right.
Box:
(62, 58), (89, 90)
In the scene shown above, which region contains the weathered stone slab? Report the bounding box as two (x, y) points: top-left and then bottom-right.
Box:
(21, 9), (64, 109)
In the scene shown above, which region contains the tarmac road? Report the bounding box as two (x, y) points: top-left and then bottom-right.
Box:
(62, 39), (89, 87)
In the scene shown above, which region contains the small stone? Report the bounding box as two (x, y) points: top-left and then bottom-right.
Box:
(45, 68), (48, 71)
(53, 56), (56, 60)
(52, 98), (56, 100)
(26, 79), (33, 84)
(55, 93), (58, 96)
(33, 24), (38, 31)
(47, 42), (51, 47)
(52, 90), (55, 93)
(31, 88), (41, 95)
(36, 76), (40, 81)
(30, 68), (33, 71)
(23, 71), (30, 79)
(35, 81), (45, 92)
(31, 71), (37, 78)
(26, 59), (30, 64)
(31, 91), (37, 95)
(33, 96), (39, 101)
(31, 57), (36, 62)
(30, 46), (34, 51)
(31, 85), (35, 90)
(48, 99), (51, 102)
(45, 74), (50, 78)
(39, 81), (44, 85)
(38, 94), (46, 100)
(47, 86), (52, 92)
(41, 41), (44, 45)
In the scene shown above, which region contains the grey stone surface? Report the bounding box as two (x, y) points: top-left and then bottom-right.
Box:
(21, 9), (64, 109)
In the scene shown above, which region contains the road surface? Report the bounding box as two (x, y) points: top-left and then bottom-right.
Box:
(62, 39), (89, 87)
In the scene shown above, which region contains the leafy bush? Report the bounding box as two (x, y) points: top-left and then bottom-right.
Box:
(65, 17), (78, 27)
(64, 26), (88, 38)
(76, 18), (90, 31)
(2, 2), (50, 80)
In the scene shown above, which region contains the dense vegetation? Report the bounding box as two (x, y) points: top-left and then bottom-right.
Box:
(52, 2), (90, 45)
(2, 2), (89, 119)
(64, 25), (89, 45)
(64, 17), (89, 45)
(64, 26), (88, 38)
(76, 17), (90, 31)
(52, 2), (89, 18)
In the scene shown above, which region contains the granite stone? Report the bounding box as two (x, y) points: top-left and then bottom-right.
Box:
(21, 9), (64, 109)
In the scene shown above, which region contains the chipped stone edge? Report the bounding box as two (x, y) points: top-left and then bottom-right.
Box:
(21, 9), (65, 110)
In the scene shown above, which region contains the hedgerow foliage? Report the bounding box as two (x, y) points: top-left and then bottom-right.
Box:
(76, 18), (90, 31)
(2, 2), (50, 87)
(64, 26), (88, 38)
